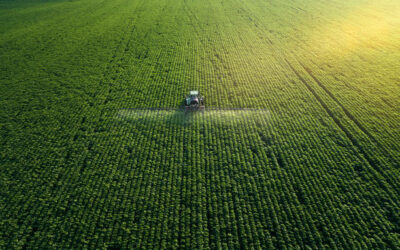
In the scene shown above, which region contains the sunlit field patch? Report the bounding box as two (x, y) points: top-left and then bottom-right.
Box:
(311, 1), (400, 59)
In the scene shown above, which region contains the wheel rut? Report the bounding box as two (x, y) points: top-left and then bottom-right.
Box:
(284, 58), (400, 198)
(297, 62), (399, 166)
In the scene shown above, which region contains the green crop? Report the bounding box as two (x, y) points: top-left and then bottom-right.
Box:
(0, 0), (399, 248)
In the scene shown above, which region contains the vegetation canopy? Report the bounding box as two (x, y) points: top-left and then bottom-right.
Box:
(0, 0), (399, 248)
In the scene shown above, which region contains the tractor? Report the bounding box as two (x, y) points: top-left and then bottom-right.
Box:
(185, 90), (204, 112)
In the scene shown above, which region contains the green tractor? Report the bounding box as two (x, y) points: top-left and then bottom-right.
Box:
(185, 90), (204, 112)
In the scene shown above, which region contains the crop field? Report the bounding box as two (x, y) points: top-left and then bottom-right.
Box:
(1, 0), (400, 248)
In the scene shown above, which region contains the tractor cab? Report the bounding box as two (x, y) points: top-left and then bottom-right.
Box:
(185, 90), (204, 111)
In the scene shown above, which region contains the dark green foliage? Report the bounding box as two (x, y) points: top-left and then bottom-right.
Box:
(0, 0), (399, 248)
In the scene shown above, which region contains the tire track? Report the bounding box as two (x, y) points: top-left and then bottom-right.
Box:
(230, 0), (399, 161)
(297, 63), (395, 156)
(284, 58), (400, 197)
(298, 62), (400, 168)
